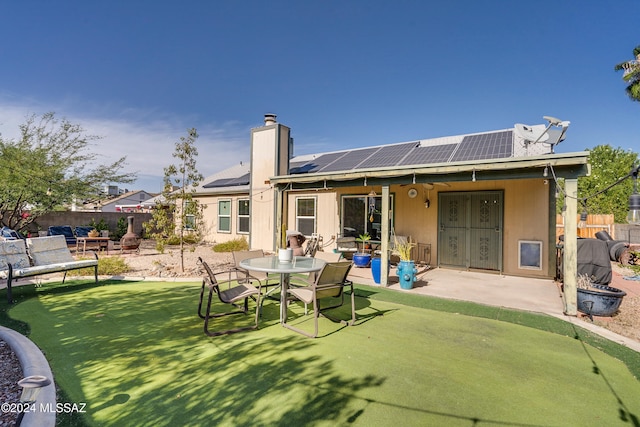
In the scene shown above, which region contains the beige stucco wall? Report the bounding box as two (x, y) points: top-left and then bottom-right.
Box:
(281, 178), (552, 278)
(195, 193), (250, 244)
(195, 176), (552, 277)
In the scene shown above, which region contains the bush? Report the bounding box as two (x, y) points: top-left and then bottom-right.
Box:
(66, 256), (130, 276)
(213, 237), (249, 253)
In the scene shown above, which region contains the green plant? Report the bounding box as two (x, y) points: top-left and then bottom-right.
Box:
(114, 217), (128, 240)
(89, 218), (110, 232)
(357, 232), (371, 243)
(393, 236), (416, 261)
(66, 256), (130, 276)
(213, 237), (249, 253)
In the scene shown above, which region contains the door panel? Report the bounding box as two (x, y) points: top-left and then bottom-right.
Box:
(439, 191), (503, 271)
(438, 194), (467, 267)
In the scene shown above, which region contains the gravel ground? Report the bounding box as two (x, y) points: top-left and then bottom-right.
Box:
(0, 340), (22, 426)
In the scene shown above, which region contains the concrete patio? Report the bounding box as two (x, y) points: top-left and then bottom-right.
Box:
(348, 264), (640, 353)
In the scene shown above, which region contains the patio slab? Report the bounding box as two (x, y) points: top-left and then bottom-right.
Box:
(348, 265), (640, 353)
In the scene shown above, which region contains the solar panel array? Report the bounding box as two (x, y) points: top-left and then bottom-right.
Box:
(289, 130), (514, 175)
(203, 172), (250, 188)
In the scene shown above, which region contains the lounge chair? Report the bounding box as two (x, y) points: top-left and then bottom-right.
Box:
(283, 261), (355, 338)
(47, 226), (77, 246)
(196, 257), (262, 337)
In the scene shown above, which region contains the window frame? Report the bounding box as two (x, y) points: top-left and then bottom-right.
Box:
(295, 196), (317, 237)
(237, 198), (250, 234)
(217, 199), (232, 233)
(340, 193), (394, 240)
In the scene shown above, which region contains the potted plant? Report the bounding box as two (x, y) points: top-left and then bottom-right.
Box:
(278, 224), (293, 262)
(393, 236), (417, 289)
(576, 274), (626, 320)
(353, 232), (372, 267)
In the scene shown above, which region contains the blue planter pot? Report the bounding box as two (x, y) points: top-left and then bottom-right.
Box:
(371, 257), (390, 284)
(353, 253), (372, 268)
(397, 260), (417, 289)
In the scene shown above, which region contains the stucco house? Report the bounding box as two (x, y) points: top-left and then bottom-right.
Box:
(193, 114), (588, 308)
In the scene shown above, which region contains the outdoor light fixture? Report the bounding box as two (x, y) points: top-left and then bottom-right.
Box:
(543, 165), (549, 178)
(16, 375), (51, 425)
(472, 169), (476, 182)
(578, 208), (588, 229)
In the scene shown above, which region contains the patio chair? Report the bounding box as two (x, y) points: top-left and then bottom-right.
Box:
(196, 257), (262, 337)
(283, 261), (355, 338)
(304, 251), (343, 283)
(232, 249), (281, 294)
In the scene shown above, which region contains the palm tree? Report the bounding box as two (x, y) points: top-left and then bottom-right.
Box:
(614, 45), (640, 102)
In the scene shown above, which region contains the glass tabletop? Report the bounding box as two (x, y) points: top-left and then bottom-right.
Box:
(239, 256), (325, 274)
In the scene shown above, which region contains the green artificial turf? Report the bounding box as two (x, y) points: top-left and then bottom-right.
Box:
(5, 280), (640, 426)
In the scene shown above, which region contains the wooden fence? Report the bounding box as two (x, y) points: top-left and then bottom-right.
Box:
(555, 214), (615, 241)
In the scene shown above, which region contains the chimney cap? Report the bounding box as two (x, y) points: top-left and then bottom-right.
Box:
(264, 113), (277, 125)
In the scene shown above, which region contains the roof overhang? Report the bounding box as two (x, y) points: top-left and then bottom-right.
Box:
(269, 151), (590, 190)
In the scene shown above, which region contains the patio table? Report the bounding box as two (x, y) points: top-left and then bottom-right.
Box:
(239, 256), (325, 324)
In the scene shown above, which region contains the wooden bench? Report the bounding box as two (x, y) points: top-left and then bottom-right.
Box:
(0, 235), (99, 303)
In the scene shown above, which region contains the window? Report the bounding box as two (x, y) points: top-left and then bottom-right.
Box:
(218, 200), (231, 232)
(341, 194), (393, 240)
(237, 199), (250, 234)
(183, 201), (196, 230)
(296, 197), (316, 236)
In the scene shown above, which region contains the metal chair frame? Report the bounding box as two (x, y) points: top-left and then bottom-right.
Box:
(197, 257), (262, 337)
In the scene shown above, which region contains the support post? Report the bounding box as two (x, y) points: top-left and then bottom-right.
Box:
(563, 178), (578, 315)
(380, 185), (390, 286)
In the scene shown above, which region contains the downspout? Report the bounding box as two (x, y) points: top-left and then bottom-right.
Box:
(275, 185), (284, 251)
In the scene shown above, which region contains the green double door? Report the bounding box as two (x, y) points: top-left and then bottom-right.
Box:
(438, 191), (503, 271)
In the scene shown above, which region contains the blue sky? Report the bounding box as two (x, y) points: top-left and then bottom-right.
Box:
(1, 1), (638, 192)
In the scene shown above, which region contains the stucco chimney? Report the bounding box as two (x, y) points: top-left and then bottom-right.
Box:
(264, 113), (277, 126)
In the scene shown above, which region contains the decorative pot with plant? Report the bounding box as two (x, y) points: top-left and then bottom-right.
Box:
(393, 236), (417, 289)
(278, 224), (293, 262)
(353, 232), (372, 267)
(576, 274), (626, 320)
(88, 228), (100, 238)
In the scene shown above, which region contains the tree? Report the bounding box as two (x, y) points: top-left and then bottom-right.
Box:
(143, 128), (204, 272)
(0, 112), (136, 234)
(614, 45), (640, 102)
(578, 145), (639, 222)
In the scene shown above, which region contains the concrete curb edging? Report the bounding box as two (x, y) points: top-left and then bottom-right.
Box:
(0, 326), (56, 427)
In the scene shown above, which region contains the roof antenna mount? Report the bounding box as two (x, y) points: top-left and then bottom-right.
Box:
(514, 115), (571, 154)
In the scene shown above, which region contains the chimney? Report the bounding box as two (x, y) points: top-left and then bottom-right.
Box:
(264, 113), (277, 126)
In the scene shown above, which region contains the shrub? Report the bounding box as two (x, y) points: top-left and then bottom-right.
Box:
(213, 237), (249, 253)
(66, 256), (130, 276)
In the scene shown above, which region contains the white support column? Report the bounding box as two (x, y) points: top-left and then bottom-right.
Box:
(563, 178), (578, 315)
(380, 185), (390, 286)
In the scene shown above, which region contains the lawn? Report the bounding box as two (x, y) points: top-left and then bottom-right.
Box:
(4, 280), (640, 426)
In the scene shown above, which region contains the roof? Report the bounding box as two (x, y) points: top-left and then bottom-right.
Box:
(196, 162), (251, 195)
(194, 122), (589, 193)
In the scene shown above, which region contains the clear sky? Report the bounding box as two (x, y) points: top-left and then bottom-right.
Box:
(0, 1), (638, 192)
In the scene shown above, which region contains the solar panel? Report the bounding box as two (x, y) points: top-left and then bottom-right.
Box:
(319, 147), (380, 172)
(358, 142), (417, 168)
(291, 152), (346, 174)
(203, 173), (250, 188)
(398, 143), (458, 166)
(449, 131), (513, 162)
